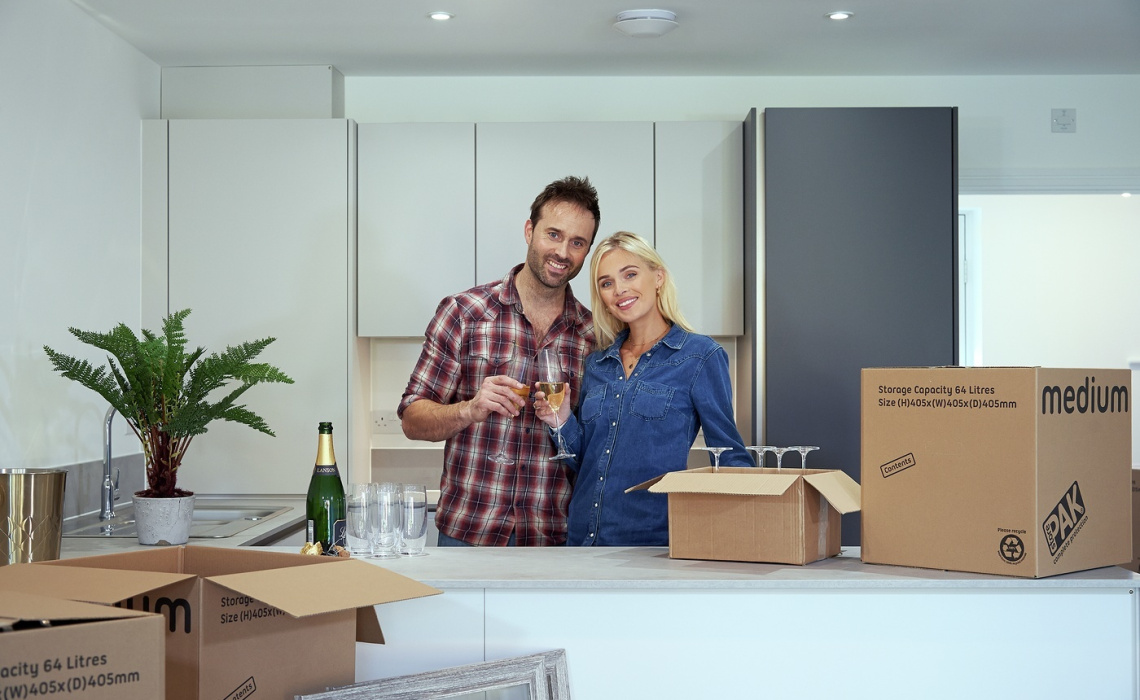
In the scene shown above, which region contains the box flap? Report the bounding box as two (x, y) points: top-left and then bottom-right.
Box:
(802, 471), (862, 514)
(644, 469), (800, 497)
(0, 590), (156, 625)
(0, 561), (197, 604)
(205, 558), (441, 618)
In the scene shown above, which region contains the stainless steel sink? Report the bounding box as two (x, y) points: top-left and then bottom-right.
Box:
(62, 501), (293, 539)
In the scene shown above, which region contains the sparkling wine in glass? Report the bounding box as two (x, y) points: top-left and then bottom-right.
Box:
(489, 354), (531, 465)
(538, 348), (574, 460)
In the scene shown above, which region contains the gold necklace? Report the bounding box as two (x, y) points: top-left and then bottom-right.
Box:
(622, 326), (669, 369)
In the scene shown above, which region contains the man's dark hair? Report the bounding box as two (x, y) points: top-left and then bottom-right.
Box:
(529, 176), (601, 239)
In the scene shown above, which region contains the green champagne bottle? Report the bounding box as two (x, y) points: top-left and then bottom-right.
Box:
(305, 421), (346, 551)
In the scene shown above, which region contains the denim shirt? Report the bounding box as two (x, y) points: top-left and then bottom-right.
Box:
(556, 325), (753, 546)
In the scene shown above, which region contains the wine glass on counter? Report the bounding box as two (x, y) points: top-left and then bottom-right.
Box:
(537, 348), (574, 460)
(789, 445), (821, 469)
(489, 352), (531, 465)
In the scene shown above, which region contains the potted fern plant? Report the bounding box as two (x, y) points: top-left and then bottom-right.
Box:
(43, 309), (293, 545)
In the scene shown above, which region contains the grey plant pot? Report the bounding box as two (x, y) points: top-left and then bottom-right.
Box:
(134, 494), (195, 546)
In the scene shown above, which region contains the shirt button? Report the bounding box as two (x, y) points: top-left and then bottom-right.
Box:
(615, 394), (620, 398)
(594, 502), (599, 507)
(612, 421), (616, 426)
(598, 476), (603, 481)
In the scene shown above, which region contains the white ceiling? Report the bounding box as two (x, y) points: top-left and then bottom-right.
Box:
(70, 0), (1140, 78)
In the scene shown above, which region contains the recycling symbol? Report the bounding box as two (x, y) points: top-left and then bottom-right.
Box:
(999, 534), (1026, 564)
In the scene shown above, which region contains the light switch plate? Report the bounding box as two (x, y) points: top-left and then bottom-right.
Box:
(1051, 108), (1076, 133)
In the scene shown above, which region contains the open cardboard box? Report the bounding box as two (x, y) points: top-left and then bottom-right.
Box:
(861, 367), (1132, 578)
(0, 546), (441, 700)
(0, 590), (166, 700)
(628, 466), (861, 565)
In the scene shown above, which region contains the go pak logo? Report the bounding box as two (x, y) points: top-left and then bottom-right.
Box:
(1042, 481), (1087, 557)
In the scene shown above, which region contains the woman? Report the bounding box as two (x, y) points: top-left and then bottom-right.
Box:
(535, 231), (752, 546)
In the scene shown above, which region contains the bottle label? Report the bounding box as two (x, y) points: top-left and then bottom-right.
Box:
(331, 519), (346, 548)
(313, 465), (339, 476)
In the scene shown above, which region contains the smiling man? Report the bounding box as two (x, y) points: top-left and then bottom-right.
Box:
(398, 176), (600, 547)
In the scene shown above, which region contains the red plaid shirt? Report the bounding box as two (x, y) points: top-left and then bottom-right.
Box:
(398, 265), (594, 546)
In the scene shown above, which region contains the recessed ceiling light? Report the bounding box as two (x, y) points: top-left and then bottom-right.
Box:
(1123, 192), (1133, 198)
(613, 9), (679, 38)
(428, 11), (453, 21)
(826, 11), (854, 20)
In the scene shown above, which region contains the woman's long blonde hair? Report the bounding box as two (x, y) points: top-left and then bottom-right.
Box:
(588, 231), (693, 350)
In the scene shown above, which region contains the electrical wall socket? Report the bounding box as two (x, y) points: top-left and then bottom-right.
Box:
(372, 410), (403, 434)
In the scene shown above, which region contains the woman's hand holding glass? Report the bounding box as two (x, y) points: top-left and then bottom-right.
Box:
(534, 383), (572, 430)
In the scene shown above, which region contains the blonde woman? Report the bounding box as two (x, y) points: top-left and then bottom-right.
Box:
(535, 231), (752, 546)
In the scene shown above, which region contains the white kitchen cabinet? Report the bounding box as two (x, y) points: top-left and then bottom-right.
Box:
(655, 121), (744, 336)
(356, 120), (745, 339)
(474, 121), (655, 285)
(142, 118), (363, 494)
(357, 123), (475, 338)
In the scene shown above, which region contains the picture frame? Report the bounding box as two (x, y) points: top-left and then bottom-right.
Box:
(295, 649), (570, 700)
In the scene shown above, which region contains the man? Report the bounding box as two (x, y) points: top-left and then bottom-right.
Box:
(398, 176), (600, 546)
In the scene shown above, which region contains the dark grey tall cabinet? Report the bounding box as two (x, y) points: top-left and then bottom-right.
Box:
(762, 107), (958, 545)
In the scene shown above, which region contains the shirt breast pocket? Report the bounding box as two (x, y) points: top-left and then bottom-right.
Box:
(579, 385), (607, 424)
(630, 381), (674, 421)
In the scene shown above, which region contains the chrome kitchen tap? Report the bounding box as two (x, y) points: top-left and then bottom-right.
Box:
(100, 405), (120, 523)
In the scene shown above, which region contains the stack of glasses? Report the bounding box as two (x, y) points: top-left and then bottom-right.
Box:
(345, 482), (429, 558)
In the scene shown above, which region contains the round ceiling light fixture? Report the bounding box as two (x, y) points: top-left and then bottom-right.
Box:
(825, 11), (854, 20)
(613, 9), (678, 38)
(428, 11), (453, 21)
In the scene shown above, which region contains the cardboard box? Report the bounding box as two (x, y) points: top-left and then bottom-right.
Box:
(0, 590), (165, 700)
(0, 546), (440, 700)
(1130, 468), (1140, 574)
(862, 367), (1132, 578)
(628, 467), (861, 565)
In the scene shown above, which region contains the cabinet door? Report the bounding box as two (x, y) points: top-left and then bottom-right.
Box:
(164, 119), (351, 494)
(764, 107), (958, 546)
(358, 123), (475, 337)
(655, 121), (744, 336)
(474, 122), (655, 286)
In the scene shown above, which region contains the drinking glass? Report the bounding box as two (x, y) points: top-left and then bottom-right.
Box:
(772, 447), (791, 470)
(489, 352), (531, 465)
(371, 482), (401, 559)
(789, 445), (821, 470)
(346, 484), (373, 557)
(537, 348), (574, 460)
(399, 483), (429, 556)
(746, 445), (776, 468)
(700, 446), (729, 472)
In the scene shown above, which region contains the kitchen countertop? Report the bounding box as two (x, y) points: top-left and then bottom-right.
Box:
(58, 499), (1140, 591)
(59, 494), (308, 557)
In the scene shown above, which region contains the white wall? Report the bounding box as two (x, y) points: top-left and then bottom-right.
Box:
(346, 75), (1140, 175)
(960, 194), (1140, 463)
(0, 0), (160, 469)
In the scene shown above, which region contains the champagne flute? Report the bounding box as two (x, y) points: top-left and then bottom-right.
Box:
(747, 445), (776, 468)
(772, 447), (791, 470)
(700, 446), (729, 472)
(537, 348), (574, 460)
(789, 445), (821, 469)
(489, 353), (530, 465)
